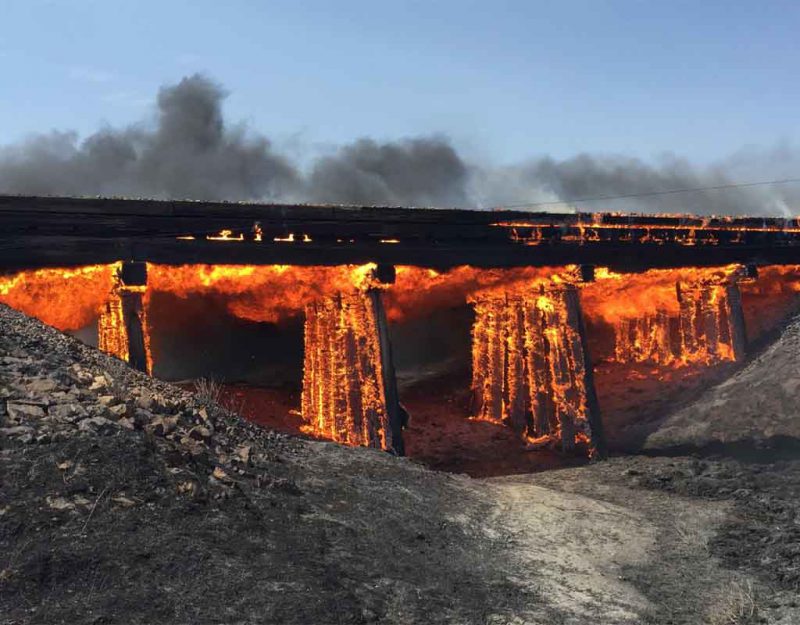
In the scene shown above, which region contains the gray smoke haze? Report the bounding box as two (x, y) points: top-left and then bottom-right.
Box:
(308, 138), (469, 207)
(1, 74), (798, 216)
(0, 75), (300, 201)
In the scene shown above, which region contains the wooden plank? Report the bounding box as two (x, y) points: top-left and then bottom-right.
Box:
(564, 287), (607, 459)
(120, 290), (148, 373)
(725, 282), (748, 361)
(367, 289), (402, 455)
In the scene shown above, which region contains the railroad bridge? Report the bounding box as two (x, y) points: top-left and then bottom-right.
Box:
(3, 194), (800, 459)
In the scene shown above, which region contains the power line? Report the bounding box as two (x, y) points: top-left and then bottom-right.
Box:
(490, 177), (800, 210)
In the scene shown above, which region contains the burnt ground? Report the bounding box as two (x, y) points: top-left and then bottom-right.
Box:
(2, 302), (800, 624)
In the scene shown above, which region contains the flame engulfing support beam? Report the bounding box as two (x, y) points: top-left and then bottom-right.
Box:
(470, 285), (606, 458)
(613, 273), (749, 365)
(301, 288), (403, 454)
(564, 286), (607, 458)
(367, 288), (405, 455)
(725, 281), (748, 361)
(98, 262), (150, 373)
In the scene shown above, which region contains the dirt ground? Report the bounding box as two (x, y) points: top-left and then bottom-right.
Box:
(3, 303), (800, 624)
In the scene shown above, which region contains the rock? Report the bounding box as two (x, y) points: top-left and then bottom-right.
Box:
(144, 416), (178, 437)
(7, 402), (46, 420)
(48, 403), (88, 422)
(117, 417), (136, 431)
(188, 426), (213, 442)
(46, 496), (75, 511)
(235, 445), (251, 465)
(78, 416), (117, 435)
(0, 425), (36, 442)
(212, 466), (230, 481)
(107, 403), (128, 418)
(68, 364), (94, 384)
(135, 388), (155, 410)
(26, 378), (58, 393)
(111, 495), (137, 508)
(89, 375), (111, 391)
(98, 395), (117, 406)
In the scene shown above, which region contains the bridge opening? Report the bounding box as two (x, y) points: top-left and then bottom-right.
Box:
(2, 261), (800, 475)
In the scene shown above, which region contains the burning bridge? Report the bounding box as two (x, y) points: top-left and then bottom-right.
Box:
(4, 194), (800, 461)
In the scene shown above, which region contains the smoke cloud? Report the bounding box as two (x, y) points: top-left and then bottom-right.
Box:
(1, 73), (798, 216)
(0, 75), (300, 201)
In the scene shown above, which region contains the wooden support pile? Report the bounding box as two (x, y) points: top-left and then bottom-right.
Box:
(677, 281), (745, 363)
(470, 286), (605, 455)
(613, 311), (673, 364)
(613, 279), (748, 365)
(97, 262), (151, 373)
(301, 290), (395, 451)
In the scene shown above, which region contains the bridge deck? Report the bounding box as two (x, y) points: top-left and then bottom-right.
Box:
(2, 194), (800, 271)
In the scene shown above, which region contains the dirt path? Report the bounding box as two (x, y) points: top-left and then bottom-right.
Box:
(481, 477), (656, 623)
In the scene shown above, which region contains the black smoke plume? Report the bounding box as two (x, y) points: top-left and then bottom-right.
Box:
(0, 75), (300, 201)
(1, 74), (798, 216)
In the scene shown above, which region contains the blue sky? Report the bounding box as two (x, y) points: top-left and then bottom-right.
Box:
(2, 0), (799, 167)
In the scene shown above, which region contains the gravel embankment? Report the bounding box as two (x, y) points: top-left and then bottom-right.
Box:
(0, 304), (537, 625)
(3, 302), (800, 624)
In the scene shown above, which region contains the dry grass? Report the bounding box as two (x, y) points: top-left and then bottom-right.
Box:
(192, 377), (246, 415)
(707, 578), (758, 625)
(193, 377), (223, 408)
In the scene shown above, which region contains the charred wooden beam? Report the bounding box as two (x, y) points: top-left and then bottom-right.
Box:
(301, 290), (401, 452)
(97, 261), (150, 373)
(564, 286), (607, 459)
(469, 287), (604, 458)
(725, 281), (748, 361)
(367, 289), (404, 455)
(119, 262), (149, 373)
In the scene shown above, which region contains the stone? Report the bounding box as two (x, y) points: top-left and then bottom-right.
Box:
(48, 403), (88, 422)
(26, 378), (58, 393)
(68, 364), (94, 384)
(0, 426), (36, 442)
(89, 375), (111, 391)
(98, 395), (117, 406)
(235, 445), (251, 465)
(111, 495), (137, 508)
(211, 466), (230, 481)
(107, 403), (128, 418)
(135, 389), (155, 410)
(7, 402), (46, 420)
(188, 426), (213, 442)
(117, 417), (136, 431)
(144, 416), (178, 437)
(78, 416), (117, 435)
(46, 496), (75, 511)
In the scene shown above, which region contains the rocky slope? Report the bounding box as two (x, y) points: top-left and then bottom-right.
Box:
(645, 314), (800, 451)
(2, 302), (800, 624)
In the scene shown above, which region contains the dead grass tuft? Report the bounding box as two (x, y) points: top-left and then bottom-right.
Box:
(707, 578), (758, 625)
(193, 377), (223, 408)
